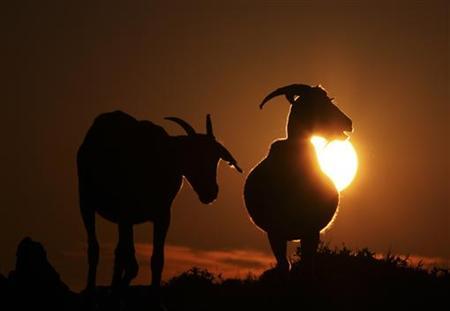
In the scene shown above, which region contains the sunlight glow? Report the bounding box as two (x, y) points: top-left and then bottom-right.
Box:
(310, 136), (358, 191)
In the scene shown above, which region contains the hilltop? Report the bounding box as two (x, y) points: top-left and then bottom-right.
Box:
(0, 238), (448, 310)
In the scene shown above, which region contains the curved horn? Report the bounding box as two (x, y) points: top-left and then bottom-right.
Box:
(259, 84), (312, 109)
(206, 114), (214, 138)
(218, 145), (243, 173)
(165, 117), (196, 136)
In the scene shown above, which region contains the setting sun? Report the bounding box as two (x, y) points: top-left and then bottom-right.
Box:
(310, 136), (358, 191)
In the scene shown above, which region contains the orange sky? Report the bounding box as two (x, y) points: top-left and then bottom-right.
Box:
(1, 1), (448, 290)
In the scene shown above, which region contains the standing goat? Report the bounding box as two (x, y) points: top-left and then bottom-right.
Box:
(244, 84), (353, 276)
(77, 111), (241, 291)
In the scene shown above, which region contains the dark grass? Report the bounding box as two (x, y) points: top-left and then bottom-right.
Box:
(1, 244), (448, 310)
(159, 244), (449, 310)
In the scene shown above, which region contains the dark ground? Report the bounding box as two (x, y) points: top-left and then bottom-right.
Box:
(0, 237), (448, 310)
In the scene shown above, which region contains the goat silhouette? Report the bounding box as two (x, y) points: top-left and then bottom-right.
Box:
(77, 111), (242, 291)
(244, 84), (353, 276)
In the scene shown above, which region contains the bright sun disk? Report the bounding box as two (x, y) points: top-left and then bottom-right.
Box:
(310, 136), (358, 191)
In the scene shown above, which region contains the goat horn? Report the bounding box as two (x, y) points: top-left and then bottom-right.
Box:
(259, 84), (312, 109)
(206, 114), (214, 138)
(165, 117), (196, 136)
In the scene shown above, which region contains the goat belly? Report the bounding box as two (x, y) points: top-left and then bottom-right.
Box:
(244, 156), (339, 240)
(85, 161), (181, 224)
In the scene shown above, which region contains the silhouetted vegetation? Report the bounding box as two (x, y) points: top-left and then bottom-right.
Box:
(1, 238), (448, 310)
(161, 243), (449, 310)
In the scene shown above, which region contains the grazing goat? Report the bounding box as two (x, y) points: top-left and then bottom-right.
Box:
(77, 111), (241, 291)
(244, 84), (353, 275)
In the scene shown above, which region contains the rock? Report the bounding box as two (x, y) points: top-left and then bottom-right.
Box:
(6, 237), (79, 310)
(8, 237), (68, 292)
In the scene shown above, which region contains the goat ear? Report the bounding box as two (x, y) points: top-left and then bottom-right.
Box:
(230, 162), (243, 173)
(219, 145), (243, 173)
(285, 93), (300, 104)
(206, 114), (214, 138)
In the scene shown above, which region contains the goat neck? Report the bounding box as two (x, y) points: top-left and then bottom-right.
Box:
(168, 135), (197, 175)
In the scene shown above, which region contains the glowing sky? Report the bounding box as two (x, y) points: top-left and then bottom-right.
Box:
(1, 1), (448, 290)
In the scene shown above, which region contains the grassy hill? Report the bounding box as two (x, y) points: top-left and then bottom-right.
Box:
(1, 240), (448, 310)
(158, 244), (449, 310)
